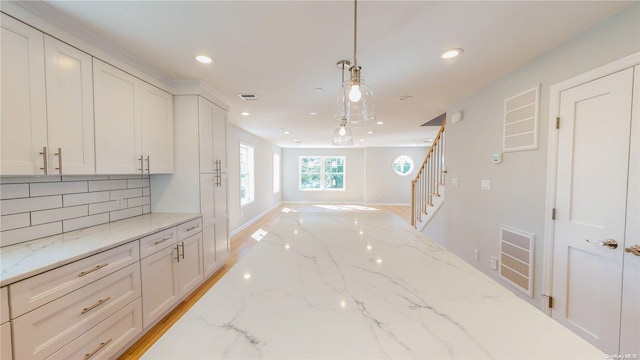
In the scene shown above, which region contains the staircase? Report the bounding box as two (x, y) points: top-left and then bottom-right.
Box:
(411, 121), (446, 230)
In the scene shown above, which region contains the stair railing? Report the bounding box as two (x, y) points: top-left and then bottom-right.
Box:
(411, 121), (446, 227)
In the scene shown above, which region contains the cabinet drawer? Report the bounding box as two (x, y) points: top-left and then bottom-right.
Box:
(1, 287), (8, 324)
(13, 263), (141, 360)
(139, 226), (177, 258)
(10, 241), (139, 318)
(177, 218), (202, 241)
(45, 298), (142, 360)
(1, 322), (11, 360)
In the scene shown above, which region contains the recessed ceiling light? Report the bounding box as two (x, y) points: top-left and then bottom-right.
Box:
(360, 139), (364, 142)
(399, 95), (413, 101)
(240, 112), (250, 116)
(293, 139), (301, 143)
(442, 48), (463, 59)
(284, 130), (290, 135)
(367, 131), (374, 134)
(376, 121), (384, 125)
(309, 112), (318, 116)
(196, 55), (213, 64)
(315, 87), (323, 92)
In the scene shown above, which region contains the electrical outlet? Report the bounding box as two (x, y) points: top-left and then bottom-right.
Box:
(451, 178), (459, 187)
(481, 180), (492, 191)
(490, 256), (498, 270)
(474, 249), (479, 261)
(116, 196), (125, 209)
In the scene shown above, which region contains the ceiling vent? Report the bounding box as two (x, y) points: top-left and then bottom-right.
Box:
(238, 94), (259, 101)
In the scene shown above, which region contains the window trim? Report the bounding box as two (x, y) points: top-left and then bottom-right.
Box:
(298, 155), (346, 192)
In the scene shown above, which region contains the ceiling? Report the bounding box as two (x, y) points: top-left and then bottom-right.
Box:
(21, 1), (633, 148)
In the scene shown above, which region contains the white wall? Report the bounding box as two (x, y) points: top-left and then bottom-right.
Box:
(227, 125), (282, 233)
(282, 146), (429, 204)
(424, 5), (640, 308)
(364, 147), (428, 205)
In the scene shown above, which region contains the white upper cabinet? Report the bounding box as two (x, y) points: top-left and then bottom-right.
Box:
(94, 59), (173, 174)
(198, 98), (226, 174)
(0, 14), (47, 175)
(93, 58), (138, 174)
(139, 83), (174, 174)
(44, 35), (95, 175)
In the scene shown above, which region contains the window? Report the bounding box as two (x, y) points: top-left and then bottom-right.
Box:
(240, 144), (254, 206)
(273, 153), (280, 194)
(392, 155), (414, 176)
(299, 156), (345, 191)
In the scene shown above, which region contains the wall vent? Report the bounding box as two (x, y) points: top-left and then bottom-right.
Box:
(503, 85), (539, 152)
(499, 226), (535, 297)
(238, 94), (259, 101)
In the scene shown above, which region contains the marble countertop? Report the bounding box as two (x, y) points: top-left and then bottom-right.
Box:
(0, 212), (200, 286)
(143, 211), (603, 359)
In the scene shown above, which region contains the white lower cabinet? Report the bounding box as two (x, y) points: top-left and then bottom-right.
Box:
(1, 322), (11, 360)
(13, 263), (141, 359)
(46, 299), (142, 360)
(140, 218), (203, 327)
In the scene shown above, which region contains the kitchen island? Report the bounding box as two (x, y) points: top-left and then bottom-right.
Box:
(142, 210), (602, 359)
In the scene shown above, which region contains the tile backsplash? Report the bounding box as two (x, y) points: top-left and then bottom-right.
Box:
(0, 175), (151, 247)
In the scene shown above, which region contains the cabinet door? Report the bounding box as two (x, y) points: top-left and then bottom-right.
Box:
(178, 233), (203, 297)
(0, 14), (47, 175)
(1, 322), (11, 360)
(139, 83), (173, 174)
(213, 107), (227, 173)
(93, 59), (139, 174)
(140, 245), (179, 328)
(198, 98), (216, 173)
(44, 35), (95, 175)
(215, 173), (230, 262)
(200, 174), (217, 276)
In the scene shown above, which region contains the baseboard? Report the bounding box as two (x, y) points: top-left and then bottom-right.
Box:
(363, 202), (410, 206)
(230, 202), (282, 237)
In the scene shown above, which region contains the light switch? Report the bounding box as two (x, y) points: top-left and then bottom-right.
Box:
(481, 180), (492, 191)
(451, 178), (459, 187)
(490, 256), (498, 270)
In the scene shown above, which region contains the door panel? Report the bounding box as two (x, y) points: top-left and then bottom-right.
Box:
(199, 98), (215, 173)
(619, 66), (640, 355)
(200, 174), (217, 276)
(139, 84), (173, 174)
(552, 68), (633, 353)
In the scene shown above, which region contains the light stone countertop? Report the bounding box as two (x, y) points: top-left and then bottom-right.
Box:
(0, 213), (200, 286)
(142, 210), (603, 359)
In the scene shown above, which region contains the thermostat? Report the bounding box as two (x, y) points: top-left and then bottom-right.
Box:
(492, 153), (502, 164)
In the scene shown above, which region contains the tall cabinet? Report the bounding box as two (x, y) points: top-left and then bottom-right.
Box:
(151, 95), (230, 277)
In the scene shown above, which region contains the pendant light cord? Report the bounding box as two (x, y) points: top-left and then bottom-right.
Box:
(353, 0), (358, 68)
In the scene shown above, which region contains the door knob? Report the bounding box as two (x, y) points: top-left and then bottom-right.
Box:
(625, 245), (640, 256)
(585, 239), (618, 249)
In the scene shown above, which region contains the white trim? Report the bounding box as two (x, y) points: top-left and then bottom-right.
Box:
(542, 51), (640, 315)
(172, 79), (232, 110)
(229, 202), (282, 237)
(363, 203), (410, 206)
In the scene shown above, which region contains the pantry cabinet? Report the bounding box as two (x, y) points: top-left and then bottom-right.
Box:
(93, 58), (173, 175)
(152, 96), (229, 278)
(1, 287), (11, 360)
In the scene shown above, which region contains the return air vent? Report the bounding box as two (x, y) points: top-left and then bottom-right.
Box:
(499, 226), (534, 297)
(503, 86), (539, 152)
(238, 94), (259, 101)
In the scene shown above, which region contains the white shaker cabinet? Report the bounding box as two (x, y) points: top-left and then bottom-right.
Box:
(93, 59), (173, 174)
(1, 287), (11, 360)
(0, 14), (47, 175)
(44, 35), (95, 175)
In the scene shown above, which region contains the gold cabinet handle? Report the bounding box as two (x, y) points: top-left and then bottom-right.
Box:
(39, 146), (48, 174)
(154, 236), (173, 245)
(78, 263), (109, 277)
(54, 147), (62, 174)
(83, 338), (112, 360)
(625, 245), (640, 257)
(81, 296), (111, 315)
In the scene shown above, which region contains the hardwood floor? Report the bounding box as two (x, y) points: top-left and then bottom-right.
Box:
(118, 204), (410, 359)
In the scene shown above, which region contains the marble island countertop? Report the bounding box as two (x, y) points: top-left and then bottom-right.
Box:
(0, 212), (200, 286)
(143, 211), (603, 359)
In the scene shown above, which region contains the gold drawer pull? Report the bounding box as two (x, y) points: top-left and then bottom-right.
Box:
(78, 263), (108, 277)
(185, 225), (199, 232)
(154, 236), (173, 245)
(83, 338), (112, 360)
(81, 297), (111, 315)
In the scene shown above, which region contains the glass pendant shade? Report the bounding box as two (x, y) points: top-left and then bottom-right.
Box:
(332, 124), (354, 146)
(334, 77), (375, 124)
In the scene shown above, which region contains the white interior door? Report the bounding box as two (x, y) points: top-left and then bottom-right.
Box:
(552, 68), (633, 353)
(619, 66), (640, 355)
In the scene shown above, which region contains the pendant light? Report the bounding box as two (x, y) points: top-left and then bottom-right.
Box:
(333, 60), (354, 146)
(334, 0), (375, 124)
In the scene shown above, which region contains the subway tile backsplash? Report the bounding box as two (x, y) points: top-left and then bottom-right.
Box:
(0, 175), (151, 247)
